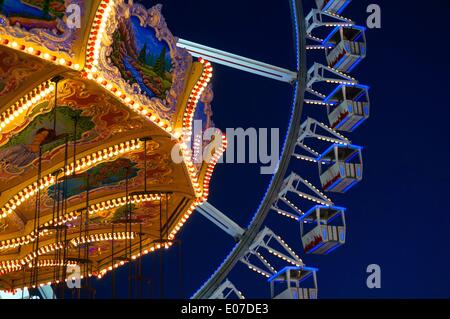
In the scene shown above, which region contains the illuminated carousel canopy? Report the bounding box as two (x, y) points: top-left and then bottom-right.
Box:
(0, 0), (225, 291)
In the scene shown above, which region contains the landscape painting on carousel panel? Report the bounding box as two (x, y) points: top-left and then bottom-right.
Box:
(0, 105), (95, 171)
(111, 16), (173, 100)
(82, 201), (161, 226)
(0, 0), (66, 32)
(47, 158), (140, 200)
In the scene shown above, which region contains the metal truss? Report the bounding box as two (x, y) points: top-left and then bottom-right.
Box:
(196, 202), (245, 241)
(293, 117), (350, 163)
(307, 63), (358, 97)
(277, 172), (333, 208)
(240, 227), (303, 278)
(305, 9), (354, 36)
(209, 279), (245, 299)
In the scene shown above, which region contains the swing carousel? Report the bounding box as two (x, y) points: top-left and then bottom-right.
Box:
(0, 0), (224, 296)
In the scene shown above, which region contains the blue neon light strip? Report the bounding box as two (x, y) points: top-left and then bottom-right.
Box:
(316, 144), (363, 162)
(322, 26), (340, 46)
(345, 150), (360, 163)
(323, 83), (371, 104)
(336, 0), (351, 14)
(347, 56), (363, 72)
(298, 272), (313, 284)
(350, 116), (367, 132)
(267, 266), (319, 282)
(342, 179), (358, 193)
(315, 143), (338, 162)
(322, 24), (367, 46)
(323, 0), (334, 12)
(335, 114), (350, 130)
(307, 241), (326, 254)
(324, 243), (342, 255)
(299, 205), (346, 222)
(334, 55), (347, 69)
(326, 177), (343, 191)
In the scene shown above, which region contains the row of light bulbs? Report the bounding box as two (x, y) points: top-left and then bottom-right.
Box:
(0, 211), (80, 251)
(89, 193), (161, 214)
(167, 133), (227, 240)
(96, 240), (173, 279)
(0, 139), (142, 220)
(1, 239), (173, 290)
(0, 242), (64, 270)
(273, 207), (300, 221)
(28, 259), (78, 269)
(0, 193), (161, 251)
(70, 232), (136, 247)
(178, 59), (215, 197)
(0, 0), (217, 206)
(0, 81), (54, 132)
(0, 38), (79, 70)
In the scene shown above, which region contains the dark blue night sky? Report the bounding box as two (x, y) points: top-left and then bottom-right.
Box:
(100, 0), (450, 299)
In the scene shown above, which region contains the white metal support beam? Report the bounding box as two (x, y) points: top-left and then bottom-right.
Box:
(197, 202), (245, 240)
(209, 279), (245, 299)
(298, 117), (350, 146)
(307, 63), (357, 89)
(177, 39), (298, 83)
(248, 227), (303, 267)
(305, 9), (354, 34)
(279, 172), (333, 207)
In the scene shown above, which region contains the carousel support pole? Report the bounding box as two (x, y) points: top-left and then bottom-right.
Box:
(51, 171), (59, 288)
(51, 76), (64, 132)
(138, 223), (143, 298)
(178, 240), (183, 298)
(84, 171), (91, 299)
(31, 146), (43, 289)
(59, 137), (69, 299)
(125, 167), (133, 299)
(159, 194), (164, 298)
(111, 222), (116, 299)
(76, 194), (83, 299)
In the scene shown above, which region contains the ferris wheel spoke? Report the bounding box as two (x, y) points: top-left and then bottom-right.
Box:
(240, 256), (274, 279)
(249, 227), (303, 267)
(196, 202), (245, 240)
(271, 203), (301, 221)
(307, 62), (357, 89)
(279, 172), (333, 207)
(176, 39), (298, 83)
(298, 117), (350, 146)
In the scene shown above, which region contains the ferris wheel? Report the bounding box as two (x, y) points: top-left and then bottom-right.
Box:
(184, 0), (369, 299)
(0, 0), (369, 300)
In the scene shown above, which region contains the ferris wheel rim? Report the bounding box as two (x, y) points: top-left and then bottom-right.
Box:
(192, 0), (307, 299)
